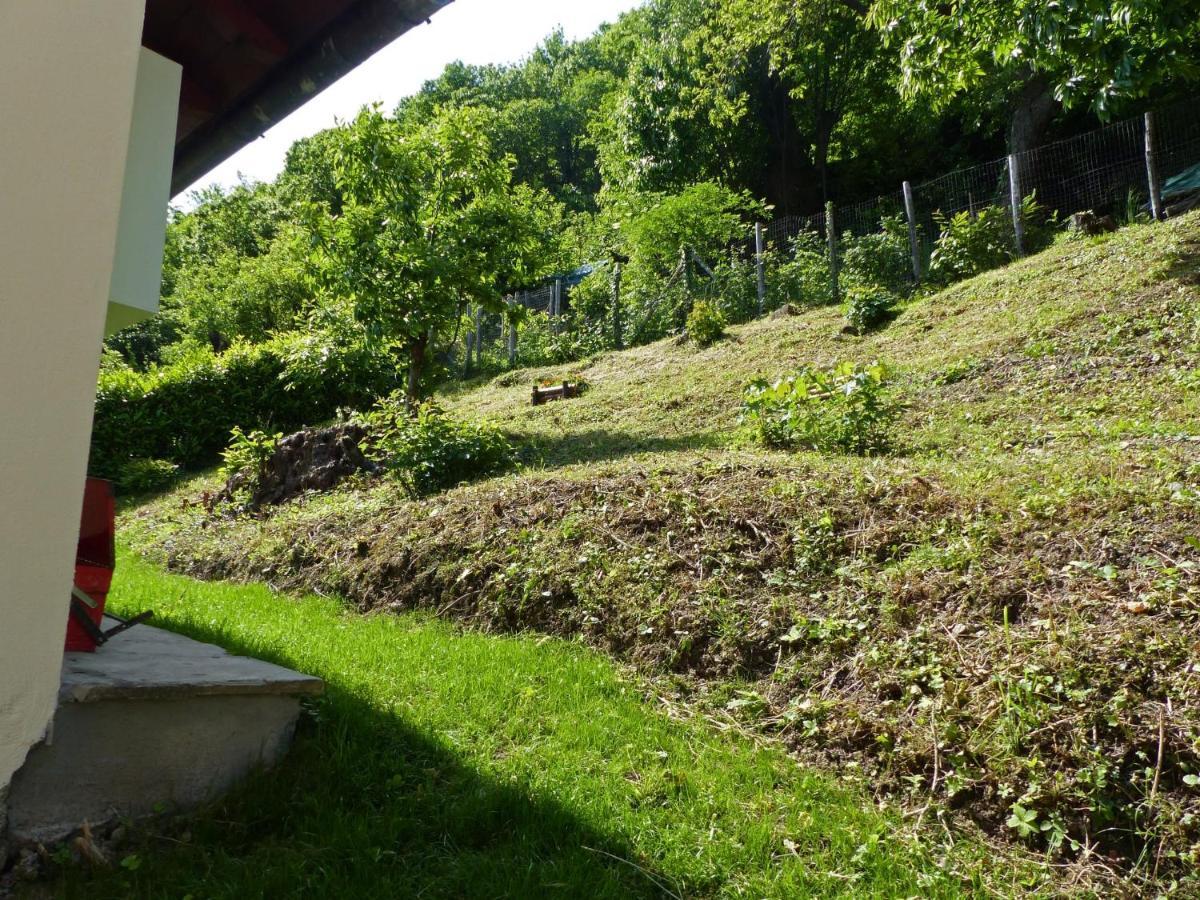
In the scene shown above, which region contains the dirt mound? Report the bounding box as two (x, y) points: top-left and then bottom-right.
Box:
(223, 423), (379, 508)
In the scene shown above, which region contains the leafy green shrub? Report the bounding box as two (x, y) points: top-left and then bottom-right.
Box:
(742, 361), (896, 455)
(701, 256), (757, 324)
(844, 283), (895, 333)
(928, 205), (1015, 284)
(220, 426), (281, 489)
(770, 232), (833, 307)
(104, 315), (182, 371)
(515, 309), (611, 368)
(115, 457), (180, 495)
(90, 331), (400, 478)
(362, 398), (514, 497)
(841, 215), (913, 294)
(928, 196), (1054, 285)
(1020, 195), (1059, 253)
(686, 299), (727, 346)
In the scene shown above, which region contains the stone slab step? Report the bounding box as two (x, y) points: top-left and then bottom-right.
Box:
(6, 618), (322, 844)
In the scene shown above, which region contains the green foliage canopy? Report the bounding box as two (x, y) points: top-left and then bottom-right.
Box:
(869, 0), (1200, 118)
(306, 105), (562, 399)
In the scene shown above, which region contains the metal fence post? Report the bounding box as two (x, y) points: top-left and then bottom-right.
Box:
(754, 222), (766, 315)
(1007, 153), (1025, 256)
(551, 278), (563, 332)
(1145, 111), (1164, 221)
(612, 262), (624, 350)
(825, 201), (840, 305)
(902, 181), (921, 283)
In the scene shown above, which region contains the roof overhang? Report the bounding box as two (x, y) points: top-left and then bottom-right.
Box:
(141, 0), (454, 196)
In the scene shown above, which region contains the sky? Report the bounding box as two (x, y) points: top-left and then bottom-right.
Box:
(175, 0), (645, 206)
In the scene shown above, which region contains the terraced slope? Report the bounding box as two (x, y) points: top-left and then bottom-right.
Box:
(127, 214), (1200, 891)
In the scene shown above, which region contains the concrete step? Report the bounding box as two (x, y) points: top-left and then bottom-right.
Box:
(6, 617), (322, 844)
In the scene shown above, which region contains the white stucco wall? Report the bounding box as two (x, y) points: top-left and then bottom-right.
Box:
(107, 48), (180, 336)
(0, 0), (148, 793)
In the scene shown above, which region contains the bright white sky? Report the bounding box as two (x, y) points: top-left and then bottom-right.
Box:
(175, 0), (644, 206)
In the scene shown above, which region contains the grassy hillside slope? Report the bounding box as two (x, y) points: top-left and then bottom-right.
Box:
(61, 551), (1015, 899)
(126, 214), (1200, 890)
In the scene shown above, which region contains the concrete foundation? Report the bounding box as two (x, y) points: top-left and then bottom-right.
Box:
(6, 619), (322, 844)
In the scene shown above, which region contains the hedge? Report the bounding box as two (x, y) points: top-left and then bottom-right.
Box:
(90, 334), (400, 479)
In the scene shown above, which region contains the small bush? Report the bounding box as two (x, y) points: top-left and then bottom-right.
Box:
(220, 426), (282, 498)
(742, 361), (897, 455)
(771, 232), (833, 307)
(363, 398), (514, 497)
(686, 300), (727, 346)
(929, 195), (1054, 285)
(515, 309), (612, 369)
(844, 283), (895, 333)
(841, 215), (912, 294)
(115, 457), (180, 495)
(928, 205), (1015, 284)
(707, 257), (759, 323)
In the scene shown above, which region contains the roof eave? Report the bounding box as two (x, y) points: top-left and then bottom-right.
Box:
(170, 0), (451, 196)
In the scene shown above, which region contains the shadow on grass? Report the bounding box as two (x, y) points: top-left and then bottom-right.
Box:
(61, 619), (675, 900)
(1164, 230), (1200, 286)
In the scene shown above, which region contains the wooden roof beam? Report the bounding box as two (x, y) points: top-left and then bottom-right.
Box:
(204, 0), (289, 59)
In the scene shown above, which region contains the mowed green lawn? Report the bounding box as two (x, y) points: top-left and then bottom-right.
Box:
(54, 548), (1035, 899)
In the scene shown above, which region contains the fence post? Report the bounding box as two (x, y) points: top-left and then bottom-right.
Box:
(902, 181), (921, 283)
(754, 222), (766, 315)
(1145, 111), (1164, 221)
(686, 244), (696, 328)
(1007, 153), (1025, 256)
(506, 298), (517, 367)
(825, 201), (840, 305)
(462, 330), (474, 378)
(612, 261), (624, 350)
(551, 278), (562, 332)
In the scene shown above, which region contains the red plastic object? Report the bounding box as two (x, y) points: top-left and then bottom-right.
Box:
(65, 478), (116, 652)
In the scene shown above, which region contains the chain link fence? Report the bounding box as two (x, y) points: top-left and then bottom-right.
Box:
(454, 96), (1200, 376)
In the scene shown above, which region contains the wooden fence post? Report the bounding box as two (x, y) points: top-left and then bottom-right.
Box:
(612, 261), (624, 350)
(506, 298), (517, 366)
(825, 201), (840, 305)
(462, 331), (474, 378)
(1007, 153), (1025, 256)
(755, 222), (766, 315)
(1145, 111), (1164, 221)
(680, 246), (693, 329)
(902, 180), (921, 283)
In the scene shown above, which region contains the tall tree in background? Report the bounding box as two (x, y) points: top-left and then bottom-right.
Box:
(394, 31), (620, 212)
(869, 0), (1200, 154)
(710, 0), (890, 206)
(308, 106), (560, 405)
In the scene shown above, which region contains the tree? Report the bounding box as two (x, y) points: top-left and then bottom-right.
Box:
(394, 32), (620, 212)
(308, 106), (559, 405)
(710, 0), (891, 206)
(868, 0), (1200, 154)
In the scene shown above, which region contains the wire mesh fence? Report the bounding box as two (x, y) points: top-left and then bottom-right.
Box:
(909, 157), (1011, 257)
(455, 95), (1200, 376)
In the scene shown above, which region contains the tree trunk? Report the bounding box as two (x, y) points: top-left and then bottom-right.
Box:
(1007, 74), (1059, 157)
(405, 332), (429, 413)
(814, 117), (834, 207)
(751, 57), (813, 215)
